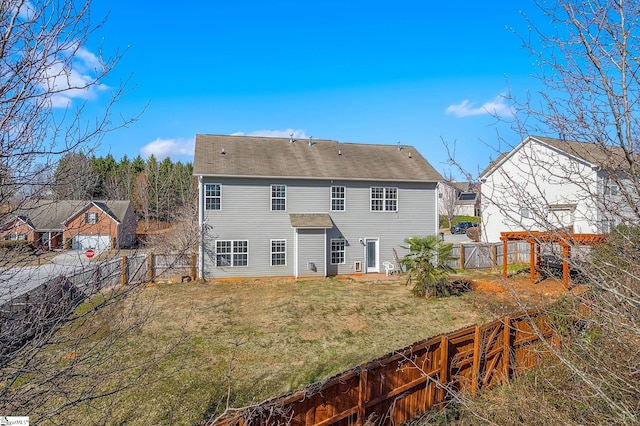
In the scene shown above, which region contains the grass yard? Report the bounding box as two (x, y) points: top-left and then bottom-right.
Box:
(18, 273), (560, 425)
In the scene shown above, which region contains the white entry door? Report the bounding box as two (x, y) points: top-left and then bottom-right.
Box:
(365, 238), (379, 273)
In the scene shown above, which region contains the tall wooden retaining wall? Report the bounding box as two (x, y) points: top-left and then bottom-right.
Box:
(210, 310), (557, 426)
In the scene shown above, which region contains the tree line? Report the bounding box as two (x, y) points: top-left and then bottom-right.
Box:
(51, 153), (196, 230)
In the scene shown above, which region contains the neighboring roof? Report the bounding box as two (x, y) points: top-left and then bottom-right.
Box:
(533, 136), (629, 168)
(480, 135), (631, 179)
(193, 134), (443, 183)
(456, 192), (478, 206)
(64, 200), (131, 225)
(289, 213), (334, 229)
(11, 199), (131, 231)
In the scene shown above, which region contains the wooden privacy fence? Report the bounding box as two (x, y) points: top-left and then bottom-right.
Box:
(147, 253), (198, 283)
(446, 241), (531, 270)
(210, 311), (557, 426)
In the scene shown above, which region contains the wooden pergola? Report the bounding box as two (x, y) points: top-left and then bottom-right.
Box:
(499, 231), (606, 289)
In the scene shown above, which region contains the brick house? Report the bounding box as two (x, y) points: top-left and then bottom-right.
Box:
(0, 199), (136, 250)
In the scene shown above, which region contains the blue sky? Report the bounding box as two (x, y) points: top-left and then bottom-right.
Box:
(76, 1), (548, 179)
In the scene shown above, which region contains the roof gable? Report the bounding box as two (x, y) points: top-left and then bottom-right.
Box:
(479, 135), (629, 179)
(63, 200), (131, 225)
(193, 135), (443, 182)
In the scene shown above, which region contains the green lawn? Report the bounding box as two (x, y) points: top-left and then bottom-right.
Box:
(16, 275), (502, 425)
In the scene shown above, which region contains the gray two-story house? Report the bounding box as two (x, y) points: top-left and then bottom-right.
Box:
(193, 134), (443, 279)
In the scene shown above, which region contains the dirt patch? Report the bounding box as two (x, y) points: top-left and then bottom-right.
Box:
(465, 274), (566, 313)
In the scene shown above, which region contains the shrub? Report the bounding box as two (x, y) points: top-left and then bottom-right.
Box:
(466, 226), (480, 242)
(0, 240), (33, 251)
(399, 235), (456, 297)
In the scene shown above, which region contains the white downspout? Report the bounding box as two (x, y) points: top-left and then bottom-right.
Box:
(435, 182), (440, 237)
(198, 176), (204, 279)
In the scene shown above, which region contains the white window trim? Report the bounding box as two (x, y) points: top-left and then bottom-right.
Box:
(271, 184), (287, 211)
(85, 212), (98, 224)
(604, 179), (619, 196)
(370, 187), (398, 212)
(330, 186), (346, 212)
(270, 239), (287, 266)
(205, 183), (222, 211)
(330, 238), (346, 265)
(215, 240), (249, 267)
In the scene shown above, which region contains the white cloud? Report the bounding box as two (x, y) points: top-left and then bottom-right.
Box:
(140, 137), (196, 160)
(17, 1), (35, 19)
(445, 95), (512, 118)
(231, 128), (308, 138)
(42, 45), (108, 108)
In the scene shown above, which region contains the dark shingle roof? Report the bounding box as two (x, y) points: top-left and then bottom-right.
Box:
(193, 135), (443, 182)
(13, 199), (131, 231)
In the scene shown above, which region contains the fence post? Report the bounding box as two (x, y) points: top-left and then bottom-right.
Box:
(503, 316), (511, 384)
(357, 368), (368, 425)
(471, 325), (481, 396)
(190, 254), (197, 281)
(147, 253), (154, 283)
(121, 256), (128, 285)
(492, 244), (498, 269)
(438, 335), (448, 406)
(459, 245), (465, 270)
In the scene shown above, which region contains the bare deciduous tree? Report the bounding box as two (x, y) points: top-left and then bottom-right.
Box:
(445, 2), (640, 424)
(0, 1), (162, 423)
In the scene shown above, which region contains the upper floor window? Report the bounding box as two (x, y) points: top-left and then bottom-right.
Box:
(370, 187), (398, 212)
(215, 240), (248, 267)
(205, 183), (221, 210)
(604, 179), (619, 196)
(271, 184), (286, 211)
(331, 186), (345, 211)
(85, 212), (98, 224)
(520, 201), (531, 219)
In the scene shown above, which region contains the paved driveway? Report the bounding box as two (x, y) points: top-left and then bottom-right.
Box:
(0, 250), (103, 303)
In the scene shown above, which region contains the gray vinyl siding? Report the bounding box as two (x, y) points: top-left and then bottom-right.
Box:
(296, 229), (325, 277)
(201, 177), (438, 278)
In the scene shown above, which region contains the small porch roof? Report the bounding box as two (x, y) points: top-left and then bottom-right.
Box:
(289, 214), (333, 229)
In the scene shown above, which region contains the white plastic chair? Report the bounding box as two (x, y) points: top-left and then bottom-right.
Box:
(383, 261), (396, 276)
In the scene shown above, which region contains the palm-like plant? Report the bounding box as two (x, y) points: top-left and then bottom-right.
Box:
(399, 235), (456, 297)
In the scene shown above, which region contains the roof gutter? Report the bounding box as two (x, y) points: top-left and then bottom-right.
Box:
(192, 173), (441, 184)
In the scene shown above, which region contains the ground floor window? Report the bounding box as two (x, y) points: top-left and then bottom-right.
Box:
(331, 239), (345, 264)
(5, 234), (27, 241)
(271, 240), (286, 266)
(215, 240), (248, 267)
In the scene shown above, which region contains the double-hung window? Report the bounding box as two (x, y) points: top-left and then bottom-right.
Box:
(370, 187), (398, 211)
(215, 240), (248, 267)
(271, 185), (286, 211)
(331, 186), (345, 211)
(330, 239), (346, 264)
(205, 183), (221, 210)
(270, 240), (286, 266)
(604, 179), (619, 196)
(85, 212), (98, 224)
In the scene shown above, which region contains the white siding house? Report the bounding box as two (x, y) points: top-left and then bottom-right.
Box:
(480, 136), (634, 242)
(193, 134), (443, 279)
